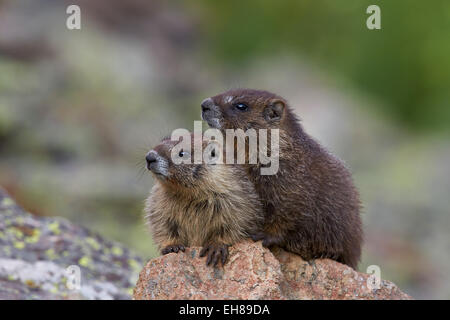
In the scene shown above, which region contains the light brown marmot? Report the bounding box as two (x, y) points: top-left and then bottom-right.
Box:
(144, 133), (264, 266)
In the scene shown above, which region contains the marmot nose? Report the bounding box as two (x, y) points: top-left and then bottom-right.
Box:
(201, 98), (213, 112)
(145, 152), (157, 169)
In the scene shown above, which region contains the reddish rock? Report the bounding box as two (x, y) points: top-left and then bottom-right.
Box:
(134, 241), (411, 300)
(272, 247), (411, 299)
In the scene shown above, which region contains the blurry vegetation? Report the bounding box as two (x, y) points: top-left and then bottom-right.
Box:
(197, 0), (450, 133)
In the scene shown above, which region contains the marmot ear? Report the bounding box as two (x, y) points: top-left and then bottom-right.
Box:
(264, 99), (285, 122)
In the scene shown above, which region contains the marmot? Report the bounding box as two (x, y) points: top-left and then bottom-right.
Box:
(144, 133), (264, 266)
(201, 89), (363, 269)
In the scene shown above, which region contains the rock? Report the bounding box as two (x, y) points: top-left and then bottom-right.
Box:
(0, 188), (143, 300)
(134, 241), (412, 300)
(134, 241), (285, 300)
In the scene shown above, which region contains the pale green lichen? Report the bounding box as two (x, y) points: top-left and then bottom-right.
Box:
(3, 246), (11, 255)
(127, 287), (134, 296)
(47, 221), (61, 235)
(1, 197), (14, 207)
(11, 227), (24, 239)
(49, 285), (59, 294)
(45, 248), (57, 260)
(111, 246), (123, 256)
(24, 228), (41, 244)
(78, 256), (92, 268)
(128, 258), (141, 271)
(6, 227), (23, 239)
(14, 241), (25, 249)
(86, 237), (101, 250)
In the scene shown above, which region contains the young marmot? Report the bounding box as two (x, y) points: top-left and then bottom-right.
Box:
(201, 89), (363, 269)
(144, 133), (264, 267)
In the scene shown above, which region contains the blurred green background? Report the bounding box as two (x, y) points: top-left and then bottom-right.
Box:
(0, 0), (449, 298)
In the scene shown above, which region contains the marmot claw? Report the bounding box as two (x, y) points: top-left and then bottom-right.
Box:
(161, 244), (185, 255)
(200, 244), (229, 267)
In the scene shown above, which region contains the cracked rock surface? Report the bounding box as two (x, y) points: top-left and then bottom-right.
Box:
(134, 241), (412, 300)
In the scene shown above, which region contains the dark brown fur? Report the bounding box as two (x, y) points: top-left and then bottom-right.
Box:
(145, 134), (264, 267)
(201, 89), (363, 269)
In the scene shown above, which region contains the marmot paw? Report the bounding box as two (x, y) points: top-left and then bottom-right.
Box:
(161, 244), (185, 255)
(250, 233), (282, 248)
(199, 244), (229, 267)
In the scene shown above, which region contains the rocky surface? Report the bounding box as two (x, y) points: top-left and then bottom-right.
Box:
(0, 188), (143, 299)
(134, 241), (412, 300)
(0, 187), (412, 300)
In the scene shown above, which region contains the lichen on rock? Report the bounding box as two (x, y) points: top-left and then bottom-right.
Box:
(0, 188), (143, 300)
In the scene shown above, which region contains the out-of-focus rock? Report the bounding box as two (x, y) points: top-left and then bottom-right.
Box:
(0, 188), (143, 300)
(134, 241), (412, 300)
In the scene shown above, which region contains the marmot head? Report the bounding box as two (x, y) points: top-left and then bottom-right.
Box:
(145, 133), (223, 190)
(201, 89), (287, 131)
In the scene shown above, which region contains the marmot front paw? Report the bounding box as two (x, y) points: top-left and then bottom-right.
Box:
(200, 244), (229, 267)
(250, 232), (282, 248)
(161, 244), (185, 255)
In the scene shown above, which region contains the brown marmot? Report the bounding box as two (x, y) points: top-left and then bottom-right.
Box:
(201, 89), (363, 269)
(144, 133), (264, 266)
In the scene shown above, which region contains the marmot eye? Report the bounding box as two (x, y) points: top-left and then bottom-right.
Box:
(211, 149), (216, 158)
(235, 103), (248, 111)
(179, 150), (187, 157)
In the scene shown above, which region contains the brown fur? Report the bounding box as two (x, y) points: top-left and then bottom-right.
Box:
(145, 134), (264, 266)
(202, 89), (363, 269)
